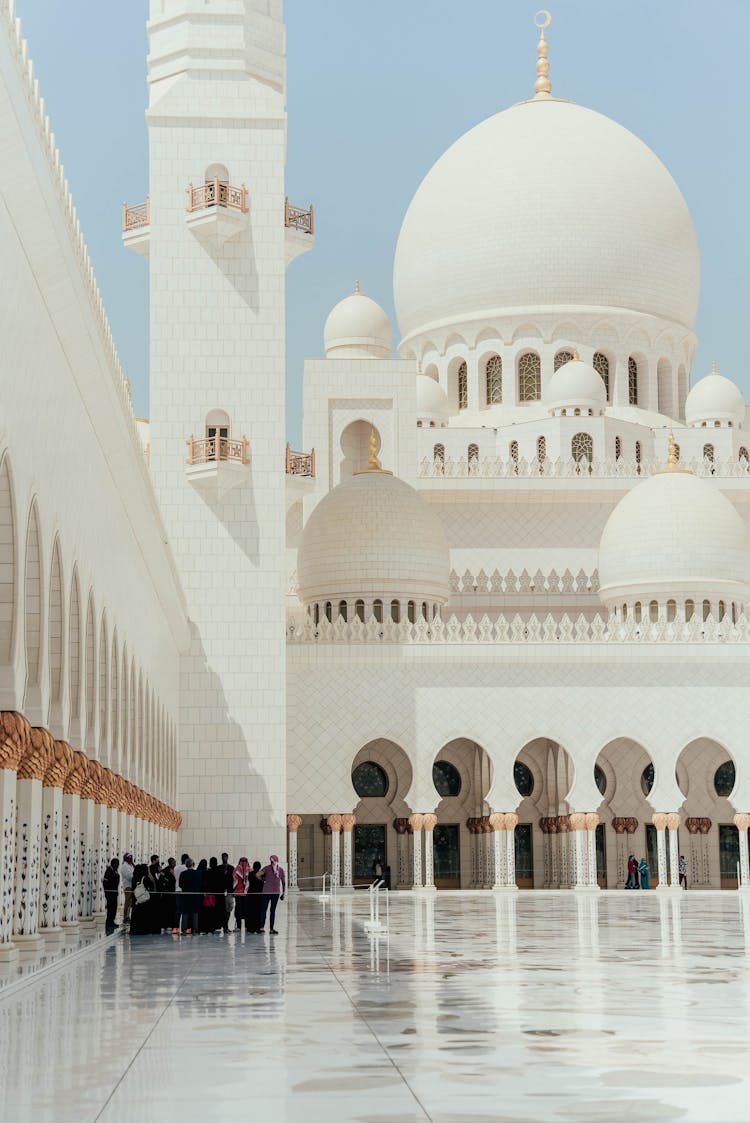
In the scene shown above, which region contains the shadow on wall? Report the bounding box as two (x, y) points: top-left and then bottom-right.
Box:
(177, 624), (280, 855)
(200, 473), (261, 566)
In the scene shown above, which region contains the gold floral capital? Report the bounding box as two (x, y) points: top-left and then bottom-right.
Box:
(63, 751), (88, 795)
(569, 812), (587, 832)
(489, 812), (505, 832)
(286, 814), (302, 833)
(503, 813), (519, 831)
(652, 813), (668, 831)
(584, 813), (600, 831)
(665, 813), (681, 831)
(341, 814), (356, 833)
(18, 726), (56, 781)
(44, 739), (74, 789)
(409, 813), (425, 832)
(422, 813), (438, 833)
(80, 759), (103, 802)
(734, 813), (750, 832)
(0, 710), (31, 771)
(327, 813), (342, 833)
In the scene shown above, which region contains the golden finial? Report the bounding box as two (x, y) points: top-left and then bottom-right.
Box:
(533, 11), (552, 99)
(711, 359), (718, 375)
(656, 430), (690, 475)
(354, 279), (361, 295)
(572, 347), (580, 361)
(354, 424), (393, 476)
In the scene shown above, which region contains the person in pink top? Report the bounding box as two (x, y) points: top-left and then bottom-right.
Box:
(233, 857), (251, 932)
(258, 854), (286, 934)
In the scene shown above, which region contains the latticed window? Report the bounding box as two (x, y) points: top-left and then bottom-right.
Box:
(518, 352), (541, 402)
(703, 443), (714, 463)
(554, 349), (575, 371)
(593, 351), (609, 398)
(536, 435), (546, 464)
(433, 443), (445, 473)
(635, 441), (642, 471)
(486, 355), (502, 404)
(458, 361), (468, 410)
(572, 432), (593, 465)
(615, 436), (622, 461)
(740, 447), (749, 464)
(352, 761), (389, 798)
(468, 443), (479, 465)
(509, 440), (519, 465)
(628, 357), (638, 405)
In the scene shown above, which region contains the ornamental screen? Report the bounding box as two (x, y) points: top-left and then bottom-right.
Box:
(572, 432), (593, 465)
(628, 357), (639, 405)
(486, 355), (502, 404)
(458, 362), (468, 410)
(518, 352), (541, 402)
(554, 349), (575, 371)
(433, 760), (461, 797)
(714, 760), (736, 797)
(352, 761), (389, 798)
(593, 351), (610, 398)
(514, 761), (534, 797)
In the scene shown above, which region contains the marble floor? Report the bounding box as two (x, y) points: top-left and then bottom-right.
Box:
(2, 892), (750, 1122)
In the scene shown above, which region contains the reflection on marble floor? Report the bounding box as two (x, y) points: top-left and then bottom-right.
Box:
(3, 893), (750, 1121)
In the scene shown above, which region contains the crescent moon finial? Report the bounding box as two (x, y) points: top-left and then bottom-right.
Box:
(533, 10), (553, 98)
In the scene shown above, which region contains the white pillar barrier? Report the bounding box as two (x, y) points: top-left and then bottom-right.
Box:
(423, 814), (437, 891)
(39, 740), (74, 939)
(341, 814), (356, 889)
(409, 814), (424, 889)
(61, 752), (87, 929)
(286, 814), (301, 892)
(505, 813), (518, 889)
(653, 814), (669, 890)
(13, 727), (56, 950)
(0, 712), (29, 962)
(735, 814), (750, 889)
(490, 813), (507, 889)
(666, 812), (681, 889)
(327, 815), (342, 888)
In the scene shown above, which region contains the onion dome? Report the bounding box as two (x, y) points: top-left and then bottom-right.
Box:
(323, 281), (392, 359)
(416, 371), (450, 425)
(685, 361), (745, 429)
(547, 356), (607, 416)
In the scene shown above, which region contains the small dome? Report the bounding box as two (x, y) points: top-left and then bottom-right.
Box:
(547, 358), (607, 415)
(297, 470), (450, 607)
(324, 283), (391, 359)
(598, 468), (750, 608)
(685, 363), (745, 428)
(416, 372), (450, 423)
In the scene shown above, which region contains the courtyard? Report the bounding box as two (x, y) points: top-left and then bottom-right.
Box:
(1, 892), (749, 1122)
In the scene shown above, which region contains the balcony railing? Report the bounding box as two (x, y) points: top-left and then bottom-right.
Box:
(284, 197), (314, 235)
(286, 444), (315, 477)
(122, 198), (150, 231)
(186, 435), (250, 466)
(186, 180), (249, 214)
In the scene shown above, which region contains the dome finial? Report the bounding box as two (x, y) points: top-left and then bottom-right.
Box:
(711, 359), (718, 375)
(354, 278), (361, 295)
(657, 431), (690, 475)
(355, 425), (392, 476)
(533, 11), (552, 99)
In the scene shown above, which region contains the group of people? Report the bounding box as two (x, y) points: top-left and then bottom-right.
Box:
(625, 854), (688, 890)
(102, 851), (286, 936)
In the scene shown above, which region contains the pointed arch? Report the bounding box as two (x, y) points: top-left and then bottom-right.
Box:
(110, 630), (120, 772)
(24, 501), (44, 707)
(68, 566), (82, 740)
(129, 659), (136, 782)
(48, 536), (64, 731)
(98, 611), (109, 761)
(120, 643), (129, 777)
(84, 592), (96, 751)
(0, 453), (17, 668)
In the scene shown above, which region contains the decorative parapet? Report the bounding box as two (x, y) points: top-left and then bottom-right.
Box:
(287, 610), (750, 646)
(186, 180), (248, 214)
(419, 455), (750, 481)
(122, 198), (149, 231)
(285, 444), (315, 478)
(186, 434), (250, 466)
(284, 197), (314, 234)
(449, 566), (599, 596)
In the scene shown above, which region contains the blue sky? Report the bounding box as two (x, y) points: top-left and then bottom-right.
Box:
(15, 1), (750, 445)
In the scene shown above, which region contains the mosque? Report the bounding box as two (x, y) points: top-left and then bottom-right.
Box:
(0, 0), (749, 962)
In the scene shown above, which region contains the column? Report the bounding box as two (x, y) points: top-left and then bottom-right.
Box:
(13, 727), (55, 949)
(505, 813), (518, 888)
(0, 712), (30, 961)
(734, 814), (750, 889)
(61, 752), (87, 929)
(393, 818), (412, 888)
(570, 812), (586, 889)
(422, 814), (437, 891)
(483, 817), (495, 887)
(557, 815), (570, 888)
(341, 814), (356, 889)
(652, 813), (668, 890)
(79, 759), (103, 925)
(327, 814), (342, 888)
(490, 813), (507, 889)
(585, 813), (600, 890)
(409, 814), (424, 889)
(39, 740), (74, 939)
(666, 812), (681, 889)
(286, 814), (301, 891)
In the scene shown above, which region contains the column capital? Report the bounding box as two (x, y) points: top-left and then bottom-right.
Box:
(584, 812), (600, 831)
(286, 814), (302, 833)
(665, 812), (681, 831)
(62, 751), (88, 795)
(612, 816), (638, 834)
(327, 813), (342, 833)
(341, 814), (356, 832)
(393, 817), (413, 835)
(0, 710), (31, 771)
(503, 812), (519, 830)
(44, 740), (74, 789)
(489, 812), (505, 831)
(556, 815), (570, 833)
(569, 812), (587, 832)
(18, 726), (55, 781)
(422, 813), (438, 832)
(734, 813), (750, 832)
(409, 813), (425, 832)
(687, 816), (712, 834)
(652, 813), (668, 830)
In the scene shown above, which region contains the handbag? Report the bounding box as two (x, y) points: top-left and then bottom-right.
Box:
(225, 892), (235, 913)
(134, 881), (150, 904)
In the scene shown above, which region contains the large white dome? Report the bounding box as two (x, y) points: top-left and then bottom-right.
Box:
(297, 470), (450, 607)
(685, 364), (745, 429)
(598, 470), (750, 608)
(394, 99), (699, 345)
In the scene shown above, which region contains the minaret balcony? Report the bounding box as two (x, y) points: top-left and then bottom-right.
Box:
(285, 197), (315, 265)
(185, 434), (250, 499)
(185, 180), (249, 246)
(285, 444), (316, 505)
(122, 198), (150, 257)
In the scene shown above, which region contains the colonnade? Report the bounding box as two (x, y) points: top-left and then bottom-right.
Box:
(0, 711), (181, 961)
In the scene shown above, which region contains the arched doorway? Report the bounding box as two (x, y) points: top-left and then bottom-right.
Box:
(350, 739), (413, 888)
(432, 739), (492, 888)
(676, 738), (737, 889)
(515, 738), (574, 888)
(339, 420), (381, 480)
(594, 738), (656, 887)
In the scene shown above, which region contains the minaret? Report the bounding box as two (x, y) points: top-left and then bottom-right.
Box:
(142, 0), (311, 855)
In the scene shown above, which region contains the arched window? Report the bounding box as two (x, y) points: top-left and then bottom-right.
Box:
(486, 355), (502, 404)
(536, 435), (546, 466)
(509, 440), (519, 475)
(433, 760), (461, 797)
(634, 602), (642, 623)
(421, 601), (428, 620)
(468, 443), (479, 466)
(628, 357), (639, 405)
(390, 599), (400, 623)
(355, 599), (365, 622)
(433, 443), (445, 474)
(594, 764), (607, 795)
(338, 600), (348, 622)
(554, 349), (575, 371)
(205, 408), (230, 460)
(714, 761), (736, 798)
(373, 599), (383, 623)
(703, 443), (714, 463)
(593, 352), (610, 398)
(702, 599), (711, 621)
(572, 432), (593, 467)
(407, 601), (416, 624)
(649, 600), (658, 623)
(514, 761), (534, 797)
(325, 601), (332, 622)
(615, 436), (622, 461)
(458, 361), (468, 411)
(685, 599), (695, 621)
(740, 447), (749, 464)
(352, 761), (389, 798)
(635, 441), (642, 474)
(518, 352), (541, 402)
(719, 600), (726, 621)
(666, 599), (676, 622)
